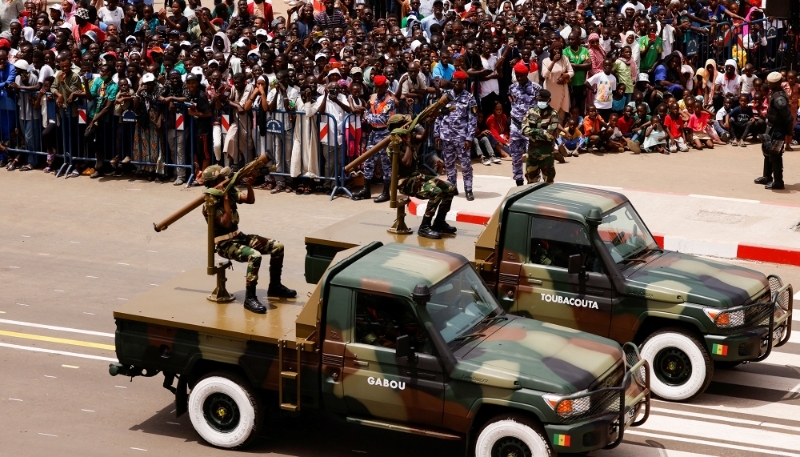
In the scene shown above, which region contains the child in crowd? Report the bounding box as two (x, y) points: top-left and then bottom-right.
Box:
(782, 70), (800, 150)
(664, 102), (689, 152)
(627, 103), (652, 153)
(605, 113), (627, 151)
(586, 58), (617, 121)
(112, 77), (135, 176)
(34, 77), (58, 173)
(687, 101), (723, 149)
(557, 117), (584, 157)
(714, 96), (734, 143)
(740, 63), (757, 97)
(583, 105), (607, 150)
(611, 84), (627, 116)
(642, 104), (668, 154)
(726, 94), (755, 147)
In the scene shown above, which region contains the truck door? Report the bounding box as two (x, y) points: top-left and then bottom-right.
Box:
(516, 217), (613, 337)
(342, 292), (445, 427)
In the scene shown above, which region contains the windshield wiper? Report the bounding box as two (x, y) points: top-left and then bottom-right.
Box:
(450, 333), (486, 344)
(481, 315), (508, 326)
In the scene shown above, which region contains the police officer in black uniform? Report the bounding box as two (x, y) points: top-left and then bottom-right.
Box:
(755, 72), (793, 190)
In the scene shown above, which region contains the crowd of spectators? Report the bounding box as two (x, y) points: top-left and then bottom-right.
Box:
(0, 0), (798, 193)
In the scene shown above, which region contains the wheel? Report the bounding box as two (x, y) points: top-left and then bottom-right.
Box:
(188, 371), (262, 449)
(640, 328), (713, 401)
(474, 414), (553, 457)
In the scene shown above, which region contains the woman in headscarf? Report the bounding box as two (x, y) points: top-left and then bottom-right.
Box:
(541, 40), (574, 119)
(624, 31), (640, 75)
(587, 33), (606, 77)
(701, 58), (718, 110)
(61, 0), (76, 24)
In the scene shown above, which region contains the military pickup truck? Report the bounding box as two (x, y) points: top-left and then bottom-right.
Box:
(111, 242), (650, 455)
(305, 183), (793, 402)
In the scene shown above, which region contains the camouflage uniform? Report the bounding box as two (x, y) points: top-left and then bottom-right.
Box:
(522, 105), (560, 183)
(439, 89), (477, 190)
(390, 120), (456, 219)
(508, 80), (541, 182)
(363, 92), (396, 180)
(205, 187), (284, 286)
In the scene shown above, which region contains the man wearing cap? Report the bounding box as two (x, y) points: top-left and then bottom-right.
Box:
(0, 0), (23, 34)
(72, 8), (106, 44)
(9, 59), (41, 170)
(202, 165), (296, 314)
(522, 88), (559, 184)
(353, 73), (396, 202)
(439, 70), (477, 200)
(507, 60), (541, 186)
(755, 72), (792, 190)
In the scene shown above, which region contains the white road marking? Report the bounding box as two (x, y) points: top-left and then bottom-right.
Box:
(150, 284), (158, 287)
(115, 386), (127, 389)
(713, 369), (800, 392)
(625, 430), (800, 457)
(54, 290), (64, 292)
(86, 275), (97, 279)
(9, 398), (23, 401)
(83, 312), (95, 316)
(21, 235), (30, 238)
(147, 250), (157, 253)
(70, 241), (79, 244)
(0, 311), (5, 314)
(0, 343), (116, 362)
(687, 194), (761, 204)
(38, 253), (49, 256)
(130, 448), (147, 451)
(62, 365), (79, 369)
(8, 266), (19, 269)
(118, 262), (129, 266)
(794, 291), (800, 301)
(650, 407), (800, 433)
(81, 409), (95, 413)
(38, 433), (58, 437)
(0, 318), (114, 338)
(43, 375), (56, 379)
(117, 298), (128, 301)
(16, 303), (28, 307)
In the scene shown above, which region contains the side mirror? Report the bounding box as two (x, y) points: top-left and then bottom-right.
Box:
(568, 254), (583, 276)
(395, 335), (416, 362)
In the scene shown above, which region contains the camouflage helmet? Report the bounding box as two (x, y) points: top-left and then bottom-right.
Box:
(388, 114), (411, 128)
(202, 165), (231, 185)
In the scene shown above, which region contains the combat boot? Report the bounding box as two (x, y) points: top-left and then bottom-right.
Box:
(418, 216), (442, 239)
(244, 283), (267, 314)
(432, 202), (457, 235)
(373, 181), (390, 203)
(352, 185), (371, 200)
(268, 258), (297, 298)
(516, 179), (524, 186)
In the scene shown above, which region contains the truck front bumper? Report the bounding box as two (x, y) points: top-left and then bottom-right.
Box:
(544, 343), (650, 454)
(704, 275), (793, 363)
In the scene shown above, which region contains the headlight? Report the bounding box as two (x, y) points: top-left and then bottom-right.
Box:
(543, 391), (591, 417)
(703, 307), (745, 328)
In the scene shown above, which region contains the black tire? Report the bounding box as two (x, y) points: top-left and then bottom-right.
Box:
(640, 327), (714, 401)
(474, 413), (553, 457)
(187, 371), (263, 449)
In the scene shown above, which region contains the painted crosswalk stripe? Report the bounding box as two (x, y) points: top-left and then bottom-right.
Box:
(625, 430), (800, 457)
(0, 330), (114, 351)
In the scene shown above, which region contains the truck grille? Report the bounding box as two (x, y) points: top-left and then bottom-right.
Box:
(559, 364), (625, 424)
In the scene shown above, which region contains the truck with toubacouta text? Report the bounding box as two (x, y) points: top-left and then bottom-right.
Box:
(305, 183), (793, 401)
(110, 242), (650, 455)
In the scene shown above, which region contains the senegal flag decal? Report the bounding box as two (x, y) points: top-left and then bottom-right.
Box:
(712, 344), (728, 356)
(554, 434), (571, 447)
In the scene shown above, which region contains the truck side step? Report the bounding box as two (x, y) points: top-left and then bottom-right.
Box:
(346, 417), (462, 440)
(278, 339), (303, 411)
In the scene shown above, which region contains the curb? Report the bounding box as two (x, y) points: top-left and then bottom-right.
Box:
(408, 198), (800, 267)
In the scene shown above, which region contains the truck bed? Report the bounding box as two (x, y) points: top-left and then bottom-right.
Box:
(305, 210), (483, 283)
(113, 268), (314, 346)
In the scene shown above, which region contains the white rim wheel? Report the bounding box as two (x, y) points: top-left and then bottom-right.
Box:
(188, 373), (259, 448)
(641, 329), (713, 401)
(475, 416), (552, 457)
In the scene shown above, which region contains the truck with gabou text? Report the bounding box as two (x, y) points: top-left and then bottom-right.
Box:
(111, 242), (650, 455)
(305, 183), (793, 401)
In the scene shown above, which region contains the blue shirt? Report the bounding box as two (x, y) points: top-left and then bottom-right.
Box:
(431, 62), (455, 83)
(508, 80), (541, 122)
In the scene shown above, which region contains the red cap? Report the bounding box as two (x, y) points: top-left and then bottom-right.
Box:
(211, 18), (224, 26)
(452, 70), (468, 80)
(373, 75), (387, 86)
(103, 51), (118, 59)
(513, 61), (529, 74)
(0, 39), (10, 50)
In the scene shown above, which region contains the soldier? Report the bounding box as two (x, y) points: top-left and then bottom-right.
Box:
(388, 114), (458, 240)
(522, 89), (560, 184)
(202, 165), (296, 314)
(353, 74), (396, 202)
(439, 70), (478, 201)
(755, 72), (793, 190)
(508, 61), (541, 186)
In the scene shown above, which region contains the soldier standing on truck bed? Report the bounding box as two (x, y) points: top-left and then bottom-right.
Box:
(389, 114), (458, 240)
(522, 89), (560, 184)
(202, 165), (296, 314)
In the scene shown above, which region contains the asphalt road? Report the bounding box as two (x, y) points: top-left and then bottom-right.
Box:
(2, 147), (800, 457)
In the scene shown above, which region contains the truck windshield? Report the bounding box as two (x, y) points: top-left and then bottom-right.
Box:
(426, 266), (501, 344)
(599, 203), (659, 264)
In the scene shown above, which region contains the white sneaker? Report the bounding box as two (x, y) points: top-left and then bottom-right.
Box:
(491, 155), (501, 164)
(481, 157), (491, 166)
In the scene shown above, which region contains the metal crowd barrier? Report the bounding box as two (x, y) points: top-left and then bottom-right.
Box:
(0, 90), (67, 175)
(691, 19), (786, 73)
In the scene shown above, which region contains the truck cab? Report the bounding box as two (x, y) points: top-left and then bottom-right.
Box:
(112, 242), (650, 455)
(478, 183), (793, 401)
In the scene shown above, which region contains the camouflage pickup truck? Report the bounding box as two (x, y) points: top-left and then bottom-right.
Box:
(305, 183), (793, 402)
(111, 242), (650, 455)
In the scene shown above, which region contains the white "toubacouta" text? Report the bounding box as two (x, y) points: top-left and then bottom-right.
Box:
(540, 293), (599, 309)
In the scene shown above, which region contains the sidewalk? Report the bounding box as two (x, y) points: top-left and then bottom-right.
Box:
(407, 175), (800, 266)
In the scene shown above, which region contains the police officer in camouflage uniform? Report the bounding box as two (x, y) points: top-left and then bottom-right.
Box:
(353, 75), (396, 202)
(508, 61), (541, 186)
(439, 70), (478, 201)
(388, 114), (458, 239)
(202, 165), (296, 314)
(522, 89), (560, 184)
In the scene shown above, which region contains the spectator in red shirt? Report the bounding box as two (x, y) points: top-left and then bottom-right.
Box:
(664, 102), (689, 152)
(247, 0), (274, 25)
(72, 8), (106, 44)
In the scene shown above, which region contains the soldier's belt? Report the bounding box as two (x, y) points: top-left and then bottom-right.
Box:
(214, 231), (241, 244)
